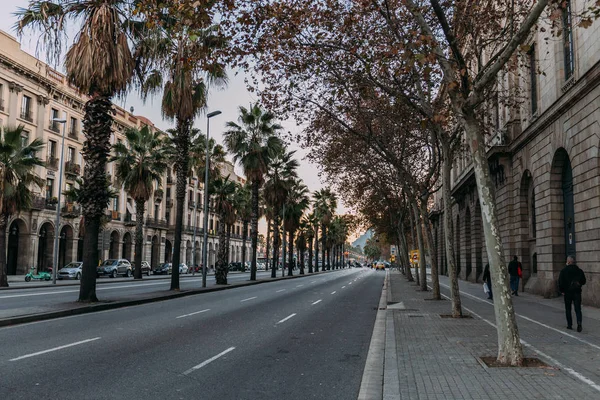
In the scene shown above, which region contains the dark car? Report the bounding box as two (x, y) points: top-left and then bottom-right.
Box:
(132, 261), (151, 276)
(228, 262), (244, 272)
(153, 263), (171, 275)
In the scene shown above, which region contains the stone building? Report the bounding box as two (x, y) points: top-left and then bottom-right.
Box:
(431, 1), (600, 306)
(0, 30), (251, 274)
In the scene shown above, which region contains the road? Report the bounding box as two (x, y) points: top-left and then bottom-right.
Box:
(0, 271), (273, 318)
(0, 268), (384, 400)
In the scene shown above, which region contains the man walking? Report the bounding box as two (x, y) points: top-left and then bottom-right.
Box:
(508, 256), (520, 296)
(559, 256), (586, 332)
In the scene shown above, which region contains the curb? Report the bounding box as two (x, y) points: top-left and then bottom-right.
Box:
(0, 270), (331, 328)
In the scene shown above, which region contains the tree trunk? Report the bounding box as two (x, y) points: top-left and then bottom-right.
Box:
(226, 223), (231, 266)
(408, 211), (420, 286)
(441, 138), (463, 317)
(271, 216), (280, 278)
(215, 212), (228, 284)
(321, 224), (327, 271)
(171, 118), (191, 291)
(308, 235), (314, 273)
(242, 220), (248, 270)
(463, 111), (523, 365)
(265, 218), (271, 271)
(79, 95), (114, 302)
(412, 201), (427, 291)
(288, 229), (294, 276)
(314, 228), (319, 272)
(0, 213), (8, 287)
(300, 243), (305, 275)
(250, 180), (259, 281)
(399, 227), (414, 281)
(134, 198), (145, 280)
(419, 198), (440, 299)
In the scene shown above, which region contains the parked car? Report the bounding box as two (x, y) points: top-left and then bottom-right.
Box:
(57, 262), (83, 280)
(228, 262), (244, 272)
(153, 263), (171, 275)
(179, 263), (189, 274)
(97, 259), (132, 278)
(375, 261), (385, 271)
(256, 262), (266, 271)
(132, 261), (151, 276)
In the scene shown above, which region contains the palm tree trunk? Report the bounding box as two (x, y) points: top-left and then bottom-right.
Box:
(171, 118), (191, 290)
(287, 229), (294, 276)
(242, 220), (248, 269)
(321, 224), (326, 271)
(216, 212), (228, 284)
(271, 216), (280, 278)
(314, 229), (319, 272)
(300, 244), (305, 275)
(308, 237), (313, 274)
(250, 180), (259, 281)
(226, 223), (231, 265)
(265, 219), (271, 271)
(0, 213), (8, 287)
(326, 246), (331, 271)
(134, 198), (145, 280)
(79, 94), (113, 302)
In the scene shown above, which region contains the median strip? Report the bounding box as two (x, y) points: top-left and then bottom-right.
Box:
(183, 347), (236, 375)
(10, 337), (101, 361)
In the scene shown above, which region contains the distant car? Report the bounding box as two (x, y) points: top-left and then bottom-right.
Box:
(256, 262), (266, 271)
(228, 262), (244, 272)
(375, 262), (385, 271)
(97, 259), (132, 278)
(132, 261), (151, 276)
(58, 262), (83, 280)
(153, 263), (171, 275)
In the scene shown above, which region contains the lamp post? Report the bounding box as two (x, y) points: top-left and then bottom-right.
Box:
(191, 177), (198, 276)
(51, 115), (67, 284)
(202, 110), (222, 288)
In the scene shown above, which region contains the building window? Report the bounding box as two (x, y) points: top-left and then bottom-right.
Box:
(21, 95), (32, 121)
(68, 147), (75, 162)
(0, 83), (4, 111)
(530, 186), (537, 239)
(562, 1), (574, 80)
(69, 117), (78, 136)
(21, 130), (29, 148)
(50, 108), (60, 132)
(46, 178), (55, 199)
(48, 140), (57, 159)
(528, 44), (538, 116)
(154, 204), (160, 219)
(113, 196), (119, 211)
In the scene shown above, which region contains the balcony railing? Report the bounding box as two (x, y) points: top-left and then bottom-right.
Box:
(124, 212), (135, 226)
(68, 129), (78, 140)
(49, 120), (61, 133)
(61, 203), (81, 218)
(46, 157), (58, 170)
(106, 210), (121, 221)
(64, 161), (81, 177)
(188, 201), (196, 209)
(146, 218), (169, 229)
(31, 196), (46, 210)
(45, 197), (58, 210)
(20, 109), (33, 122)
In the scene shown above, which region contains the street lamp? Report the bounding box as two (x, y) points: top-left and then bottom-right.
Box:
(202, 110), (222, 288)
(51, 115), (67, 284)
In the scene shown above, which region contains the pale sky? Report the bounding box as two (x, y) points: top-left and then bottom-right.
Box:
(0, 1), (360, 239)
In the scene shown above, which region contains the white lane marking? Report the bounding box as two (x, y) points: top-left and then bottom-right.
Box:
(436, 282), (600, 351)
(276, 289), (286, 293)
(331, 291), (336, 295)
(276, 313), (296, 324)
(349, 282), (353, 285)
(342, 286), (346, 289)
(311, 281), (317, 283)
(312, 300), (322, 305)
(240, 296), (257, 302)
(183, 347), (236, 375)
(10, 337), (101, 361)
(176, 309), (210, 319)
(296, 284), (304, 288)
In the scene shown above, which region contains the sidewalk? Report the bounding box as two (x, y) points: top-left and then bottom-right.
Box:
(383, 271), (600, 399)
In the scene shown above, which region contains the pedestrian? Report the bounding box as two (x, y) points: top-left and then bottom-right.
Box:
(483, 263), (493, 300)
(508, 256), (520, 296)
(558, 256), (586, 332)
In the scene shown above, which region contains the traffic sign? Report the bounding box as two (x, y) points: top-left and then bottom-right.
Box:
(410, 250), (419, 264)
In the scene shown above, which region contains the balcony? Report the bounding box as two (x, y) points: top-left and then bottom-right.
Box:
(45, 197), (58, 210)
(46, 157), (58, 170)
(188, 201), (196, 209)
(106, 210), (121, 221)
(68, 129), (78, 140)
(61, 203), (81, 218)
(31, 196), (46, 211)
(20, 109), (33, 122)
(146, 218), (169, 229)
(64, 161), (81, 178)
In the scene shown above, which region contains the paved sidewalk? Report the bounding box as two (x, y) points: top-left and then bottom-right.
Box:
(383, 271), (600, 399)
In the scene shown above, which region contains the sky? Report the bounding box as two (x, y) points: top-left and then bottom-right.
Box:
(0, 1), (361, 240)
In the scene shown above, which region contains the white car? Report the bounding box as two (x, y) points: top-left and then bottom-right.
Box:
(57, 262), (83, 280)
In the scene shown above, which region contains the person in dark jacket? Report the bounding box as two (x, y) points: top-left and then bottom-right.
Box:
(507, 256), (520, 296)
(558, 256), (587, 332)
(483, 263), (492, 300)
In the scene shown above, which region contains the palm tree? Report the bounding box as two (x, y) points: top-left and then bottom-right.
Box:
(212, 175), (236, 284)
(0, 126), (44, 287)
(296, 220), (308, 275)
(313, 188), (338, 270)
(263, 150), (298, 278)
(111, 126), (168, 279)
(189, 130), (227, 182)
(233, 183), (252, 270)
(283, 179), (310, 276)
(137, 18), (227, 290)
(224, 104), (284, 280)
(17, 0), (136, 302)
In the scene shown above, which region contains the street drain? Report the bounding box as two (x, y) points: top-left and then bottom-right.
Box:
(478, 357), (551, 368)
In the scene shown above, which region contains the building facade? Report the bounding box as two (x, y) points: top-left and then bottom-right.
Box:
(431, 1), (600, 306)
(0, 30), (251, 274)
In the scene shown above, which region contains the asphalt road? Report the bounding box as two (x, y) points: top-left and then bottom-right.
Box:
(0, 271), (273, 318)
(0, 268), (384, 400)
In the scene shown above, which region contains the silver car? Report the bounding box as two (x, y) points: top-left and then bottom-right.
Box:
(57, 262), (83, 280)
(96, 259), (132, 278)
